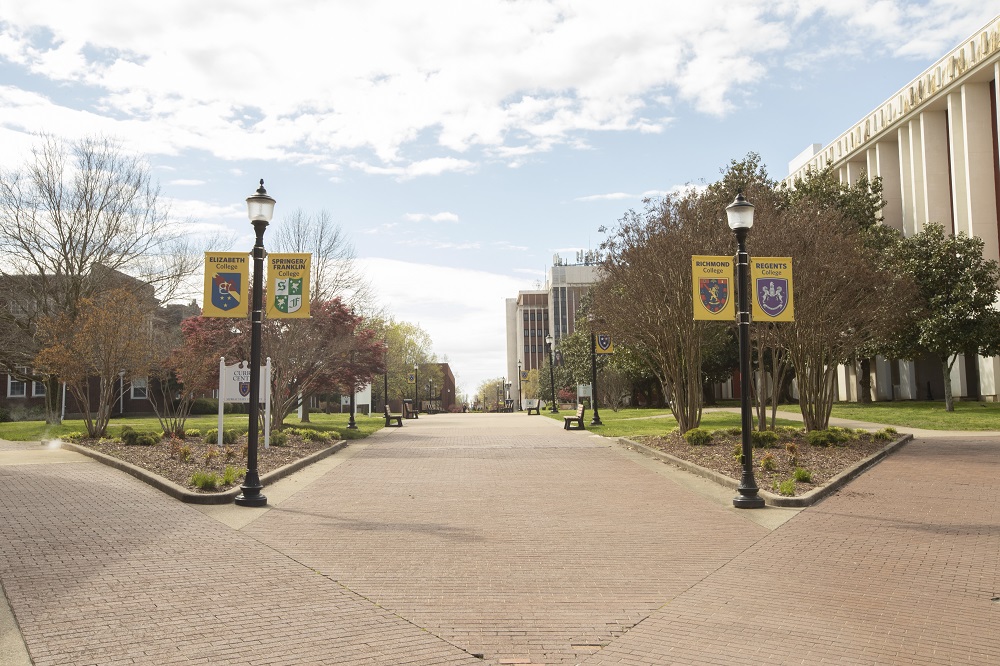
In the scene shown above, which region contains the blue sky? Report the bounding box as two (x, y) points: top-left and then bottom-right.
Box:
(1, 2), (997, 396)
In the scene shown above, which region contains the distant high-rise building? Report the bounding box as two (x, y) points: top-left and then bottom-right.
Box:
(505, 252), (600, 389)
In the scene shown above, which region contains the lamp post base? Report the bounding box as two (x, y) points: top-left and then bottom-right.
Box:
(732, 492), (765, 509)
(235, 475), (267, 507)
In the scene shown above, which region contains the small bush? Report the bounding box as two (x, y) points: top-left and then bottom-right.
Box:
(784, 442), (798, 456)
(872, 428), (896, 441)
(62, 432), (87, 441)
(760, 452), (777, 471)
(0, 407), (10, 423)
(776, 479), (796, 496)
(189, 470), (221, 490)
(190, 398), (219, 414)
(178, 445), (193, 463)
(725, 427), (743, 436)
(186, 428), (202, 438)
(731, 444), (743, 463)
(793, 468), (812, 483)
(222, 466), (246, 485)
(300, 429), (331, 442)
(776, 425), (802, 437)
(683, 428), (713, 446)
(205, 428), (239, 445)
(807, 428), (854, 447)
(269, 431), (288, 446)
(204, 446), (220, 464)
(121, 428), (159, 446)
(751, 430), (779, 449)
(223, 446), (238, 461)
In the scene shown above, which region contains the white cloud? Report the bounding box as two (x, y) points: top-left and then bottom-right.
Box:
(402, 212), (460, 223)
(168, 179), (205, 186)
(575, 188), (672, 202)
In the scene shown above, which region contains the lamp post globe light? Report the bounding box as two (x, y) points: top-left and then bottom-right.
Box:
(235, 179), (276, 508)
(516, 359), (523, 411)
(727, 192), (765, 509)
(545, 334), (558, 413)
(587, 314), (603, 426)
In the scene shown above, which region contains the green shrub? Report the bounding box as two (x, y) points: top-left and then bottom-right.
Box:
(793, 468), (812, 483)
(189, 471), (221, 490)
(204, 446), (220, 464)
(190, 398), (219, 414)
(301, 429), (331, 442)
(269, 431), (288, 446)
(186, 428), (202, 438)
(731, 444), (743, 463)
(205, 428), (239, 445)
(725, 427), (743, 436)
(683, 428), (713, 446)
(178, 445), (193, 463)
(223, 446), (238, 461)
(776, 425), (802, 437)
(807, 428), (854, 447)
(0, 407), (10, 423)
(222, 466), (246, 485)
(776, 479), (796, 496)
(759, 452), (777, 471)
(62, 431), (87, 441)
(751, 430), (779, 448)
(121, 428), (159, 446)
(872, 428), (896, 441)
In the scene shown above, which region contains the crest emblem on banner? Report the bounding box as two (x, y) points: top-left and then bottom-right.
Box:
(699, 278), (729, 314)
(756, 278), (789, 318)
(211, 273), (242, 311)
(274, 278), (303, 314)
(596, 333), (613, 354)
(238, 381), (251, 397)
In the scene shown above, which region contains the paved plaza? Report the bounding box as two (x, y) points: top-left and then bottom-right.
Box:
(1, 413), (997, 665)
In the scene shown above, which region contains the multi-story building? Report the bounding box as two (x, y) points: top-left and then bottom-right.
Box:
(786, 15), (1000, 401)
(505, 252), (600, 386)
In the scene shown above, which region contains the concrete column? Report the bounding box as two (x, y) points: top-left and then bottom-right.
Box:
(950, 353), (968, 399)
(898, 126), (916, 237)
(898, 360), (918, 400)
(958, 81), (1000, 263)
(907, 118), (926, 233)
(947, 92), (970, 234)
(874, 356), (893, 401)
(920, 109), (952, 232)
(979, 355), (1000, 401)
(875, 140), (904, 232)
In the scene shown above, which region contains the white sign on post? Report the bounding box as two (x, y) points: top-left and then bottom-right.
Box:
(577, 384), (592, 398)
(217, 357), (272, 448)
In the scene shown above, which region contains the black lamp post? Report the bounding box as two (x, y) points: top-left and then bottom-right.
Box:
(545, 334), (558, 413)
(516, 360), (523, 411)
(588, 314), (603, 426)
(727, 192), (765, 509)
(347, 350), (358, 430)
(235, 179), (275, 508)
(413, 363), (419, 412)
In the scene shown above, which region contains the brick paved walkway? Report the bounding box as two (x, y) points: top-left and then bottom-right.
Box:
(1, 414), (997, 665)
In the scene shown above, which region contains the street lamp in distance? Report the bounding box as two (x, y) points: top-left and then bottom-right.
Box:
(727, 191), (765, 510)
(516, 359), (523, 411)
(587, 314), (603, 426)
(545, 334), (558, 413)
(235, 179), (275, 508)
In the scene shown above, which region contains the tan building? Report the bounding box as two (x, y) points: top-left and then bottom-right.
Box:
(786, 15), (1000, 401)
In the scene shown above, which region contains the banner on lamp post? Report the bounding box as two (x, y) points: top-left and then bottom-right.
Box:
(595, 333), (614, 354)
(751, 258), (795, 322)
(267, 253), (311, 319)
(203, 253), (250, 318)
(691, 255), (735, 321)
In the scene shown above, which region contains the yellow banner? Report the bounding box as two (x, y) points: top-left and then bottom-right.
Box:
(692, 256), (735, 321)
(203, 252), (250, 318)
(267, 253), (311, 319)
(595, 333), (614, 354)
(751, 257), (795, 322)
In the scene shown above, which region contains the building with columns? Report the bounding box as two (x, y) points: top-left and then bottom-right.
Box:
(786, 15), (1000, 401)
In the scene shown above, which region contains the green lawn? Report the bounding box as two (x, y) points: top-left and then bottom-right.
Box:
(824, 401), (1000, 431)
(542, 407), (800, 438)
(0, 411), (384, 442)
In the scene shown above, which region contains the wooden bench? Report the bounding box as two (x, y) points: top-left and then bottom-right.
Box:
(403, 402), (419, 419)
(525, 399), (540, 415)
(384, 406), (403, 427)
(563, 403), (586, 430)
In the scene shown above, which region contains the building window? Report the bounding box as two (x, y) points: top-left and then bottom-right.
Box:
(32, 380), (46, 397)
(7, 369), (27, 398)
(131, 377), (148, 400)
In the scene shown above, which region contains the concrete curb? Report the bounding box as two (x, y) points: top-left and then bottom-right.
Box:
(61, 440), (348, 504)
(618, 434), (914, 507)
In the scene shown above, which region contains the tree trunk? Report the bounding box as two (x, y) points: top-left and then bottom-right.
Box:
(942, 355), (955, 412)
(858, 358), (873, 404)
(43, 375), (62, 425)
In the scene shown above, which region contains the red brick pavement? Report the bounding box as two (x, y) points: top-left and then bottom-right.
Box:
(580, 436), (1000, 665)
(3, 417), (996, 665)
(243, 415), (767, 664)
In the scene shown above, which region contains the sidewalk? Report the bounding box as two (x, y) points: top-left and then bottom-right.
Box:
(1, 414), (997, 665)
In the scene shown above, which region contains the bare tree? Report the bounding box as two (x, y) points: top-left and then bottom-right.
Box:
(0, 134), (194, 423)
(271, 208), (376, 308)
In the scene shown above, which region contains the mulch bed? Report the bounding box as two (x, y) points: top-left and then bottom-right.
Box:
(73, 432), (334, 492)
(632, 429), (894, 496)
